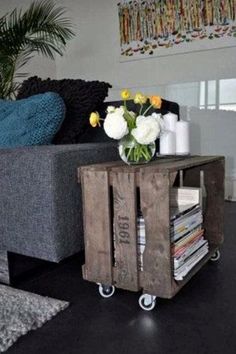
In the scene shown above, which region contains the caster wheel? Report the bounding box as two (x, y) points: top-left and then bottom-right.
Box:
(138, 294), (156, 311)
(98, 283), (115, 298)
(210, 250), (220, 262)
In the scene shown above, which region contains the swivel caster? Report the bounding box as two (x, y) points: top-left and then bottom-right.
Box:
(138, 294), (157, 311)
(98, 283), (115, 298)
(210, 250), (220, 262)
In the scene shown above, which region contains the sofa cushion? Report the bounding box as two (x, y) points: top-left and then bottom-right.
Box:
(17, 76), (112, 144)
(0, 92), (65, 147)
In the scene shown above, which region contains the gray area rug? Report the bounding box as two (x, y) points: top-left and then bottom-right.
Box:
(0, 284), (69, 352)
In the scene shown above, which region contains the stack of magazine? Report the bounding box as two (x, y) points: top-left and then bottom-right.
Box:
(170, 207), (208, 280)
(136, 187), (209, 280)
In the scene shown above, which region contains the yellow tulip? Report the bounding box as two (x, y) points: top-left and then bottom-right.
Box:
(89, 112), (101, 127)
(134, 92), (147, 105)
(121, 89), (131, 100)
(150, 95), (162, 109)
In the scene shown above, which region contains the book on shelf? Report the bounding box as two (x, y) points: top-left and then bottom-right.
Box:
(173, 242), (209, 281)
(172, 227), (204, 254)
(170, 187), (202, 207)
(170, 203), (200, 222)
(113, 186), (208, 279)
(135, 186), (209, 280)
(173, 235), (207, 268)
(170, 187), (208, 280)
(171, 220), (202, 237)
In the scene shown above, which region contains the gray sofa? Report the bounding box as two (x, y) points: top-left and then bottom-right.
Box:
(0, 142), (119, 283)
(0, 77), (121, 284)
(0, 88), (179, 284)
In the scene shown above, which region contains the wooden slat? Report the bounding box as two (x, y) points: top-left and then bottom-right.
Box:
(204, 160), (225, 244)
(81, 170), (113, 285)
(78, 161), (123, 181)
(139, 170), (173, 298)
(143, 156), (224, 173)
(184, 159), (225, 245)
(79, 157), (224, 185)
(170, 171), (178, 187)
(0, 250), (10, 284)
(79, 156), (224, 177)
(112, 171), (139, 291)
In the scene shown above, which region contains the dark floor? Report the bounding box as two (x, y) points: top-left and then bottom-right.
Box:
(6, 202), (236, 354)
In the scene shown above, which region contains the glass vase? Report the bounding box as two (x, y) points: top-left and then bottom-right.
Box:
(118, 134), (156, 165)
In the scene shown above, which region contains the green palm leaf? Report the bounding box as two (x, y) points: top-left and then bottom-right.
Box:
(0, 0), (75, 99)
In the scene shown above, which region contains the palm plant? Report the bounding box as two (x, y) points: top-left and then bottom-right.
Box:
(0, 0), (75, 99)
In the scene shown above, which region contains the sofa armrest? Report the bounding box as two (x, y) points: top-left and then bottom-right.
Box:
(0, 142), (119, 261)
(0, 141), (118, 159)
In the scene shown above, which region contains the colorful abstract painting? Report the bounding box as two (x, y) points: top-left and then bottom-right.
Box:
(118, 0), (236, 60)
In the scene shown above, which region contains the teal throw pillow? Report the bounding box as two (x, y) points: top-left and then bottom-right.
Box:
(0, 92), (65, 147)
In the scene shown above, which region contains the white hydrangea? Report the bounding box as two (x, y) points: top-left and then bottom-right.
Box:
(131, 115), (161, 145)
(104, 108), (128, 140)
(106, 106), (115, 113)
(115, 106), (125, 116)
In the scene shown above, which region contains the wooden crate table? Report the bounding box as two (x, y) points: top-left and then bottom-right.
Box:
(78, 156), (225, 310)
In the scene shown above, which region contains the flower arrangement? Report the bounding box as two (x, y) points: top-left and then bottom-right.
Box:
(89, 89), (163, 164)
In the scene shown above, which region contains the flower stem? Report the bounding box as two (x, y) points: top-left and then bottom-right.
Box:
(139, 104), (143, 115)
(142, 104), (153, 116)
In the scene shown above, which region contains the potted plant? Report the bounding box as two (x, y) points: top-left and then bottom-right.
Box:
(89, 89), (163, 165)
(0, 0), (75, 99)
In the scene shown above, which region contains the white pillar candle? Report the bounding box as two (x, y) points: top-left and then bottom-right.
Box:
(160, 131), (176, 155)
(163, 112), (178, 133)
(176, 121), (190, 155)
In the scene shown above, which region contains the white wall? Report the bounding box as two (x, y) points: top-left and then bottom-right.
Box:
(56, 0), (236, 199)
(2, 0), (236, 197)
(56, 0), (236, 93)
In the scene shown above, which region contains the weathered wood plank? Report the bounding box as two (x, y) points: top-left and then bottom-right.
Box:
(78, 161), (123, 181)
(0, 250), (10, 284)
(112, 171), (139, 291)
(139, 170), (173, 298)
(170, 171), (178, 187)
(80, 169), (113, 285)
(143, 156), (224, 173)
(80, 156), (224, 176)
(184, 160), (225, 245)
(79, 156), (225, 300)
